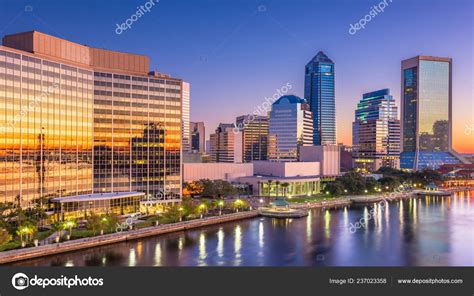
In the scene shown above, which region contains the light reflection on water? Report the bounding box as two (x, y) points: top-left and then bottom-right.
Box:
(11, 191), (474, 267)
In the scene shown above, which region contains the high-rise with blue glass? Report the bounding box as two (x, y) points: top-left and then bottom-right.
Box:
(352, 89), (400, 173)
(304, 51), (336, 145)
(400, 56), (470, 170)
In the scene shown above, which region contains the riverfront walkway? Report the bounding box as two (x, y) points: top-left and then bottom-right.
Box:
(0, 210), (258, 265)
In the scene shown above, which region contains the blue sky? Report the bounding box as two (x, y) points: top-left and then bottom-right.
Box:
(0, 0), (472, 151)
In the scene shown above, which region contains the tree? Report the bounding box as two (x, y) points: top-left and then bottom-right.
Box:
(86, 212), (101, 235)
(64, 218), (77, 238)
(101, 213), (120, 232)
(281, 182), (290, 197)
(231, 199), (249, 212)
(16, 221), (37, 245)
(0, 227), (12, 245)
(339, 171), (366, 194)
(211, 199), (225, 213)
(325, 182), (345, 196)
(275, 181), (281, 197)
(51, 220), (64, 241)
(183, 181), (204, 197)
(197, 199), (210, 217)
(160, 205), (182, 224)
(379, 176), (401, 191)
(266, 180), (274, 196)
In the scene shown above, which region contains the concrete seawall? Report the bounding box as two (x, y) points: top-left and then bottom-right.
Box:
(0, 210), (258, 265)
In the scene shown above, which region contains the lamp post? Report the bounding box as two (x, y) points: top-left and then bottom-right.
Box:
(178, 207), (184, 222)
(218, 201), (224, 216)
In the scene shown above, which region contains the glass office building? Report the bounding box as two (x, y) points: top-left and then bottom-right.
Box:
(400, 56), (468, 170)
(235, 114), (268, 162)
(93, 71), (182, 201)
(0, 31), (183, 207)
(209, 123), (243, 163)
(352, 89), (400, 172)
(181, 82), (191, 152)
(0, 46), (94, 206)
(304, 51), (336, 145)
(268, 95), (313, 162)
(190, 121), (205, 153)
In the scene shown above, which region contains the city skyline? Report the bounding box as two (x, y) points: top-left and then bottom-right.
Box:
(0, 0), (472, 153)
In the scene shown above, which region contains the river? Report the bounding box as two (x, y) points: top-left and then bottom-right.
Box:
(11, 191), (474, 266)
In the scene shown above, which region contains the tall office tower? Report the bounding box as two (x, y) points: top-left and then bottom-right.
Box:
(190, 121), (205, 153)
(400, 56), (469, 170)
(268, 95), (313, 162)
(0, 31), (182, 205)
(209, 123), (243, 163)
(304, 51), (336, 145)
(352, 89), (401, 173)
(181, 82), (191, 152)
(235, 114), (268, 162)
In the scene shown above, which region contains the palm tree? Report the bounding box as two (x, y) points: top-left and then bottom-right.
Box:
(275, 181), (281, 197)
(281, 182), (290, 197)
(51, 220), (64, 242)
(266, 180), (273, 197)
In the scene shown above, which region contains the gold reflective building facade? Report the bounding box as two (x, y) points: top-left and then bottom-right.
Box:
(0, 48), (94, 205)
(0, 31), (182, 205)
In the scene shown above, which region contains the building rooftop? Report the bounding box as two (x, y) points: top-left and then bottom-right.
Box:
(273, 95), (306, 105)
(2, 30), (153, 75)
(308, 51), (334, 64)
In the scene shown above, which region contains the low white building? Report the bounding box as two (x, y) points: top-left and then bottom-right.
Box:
(183, 163), (253, 182)
(299, 145), (341, 176)
(240, 161), (321, 197)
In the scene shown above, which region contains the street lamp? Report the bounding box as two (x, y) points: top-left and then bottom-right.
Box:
(218, 200), (224, 215)
(178, 207), (184, 222)
(199, 204), (207, 219)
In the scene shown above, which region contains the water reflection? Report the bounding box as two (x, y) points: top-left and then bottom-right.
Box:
(11, 191), (474, 267)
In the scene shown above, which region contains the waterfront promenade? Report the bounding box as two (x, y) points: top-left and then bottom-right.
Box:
(0, 210), (258, 264)
(0, 190), (421, 264)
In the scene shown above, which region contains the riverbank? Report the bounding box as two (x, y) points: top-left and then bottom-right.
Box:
(0, 210), (258, 265)
(0, 190), (438, 264)
(289, 191), (416, 209)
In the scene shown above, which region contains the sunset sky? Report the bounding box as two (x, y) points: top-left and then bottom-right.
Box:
(1, 0), (473, 152)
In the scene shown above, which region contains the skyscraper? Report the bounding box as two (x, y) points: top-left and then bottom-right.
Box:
(304, 51), (336, 145)
(235, 115), (268, 162)
(352, 89), (400, 173)
(181, 82), (191, 152)
(190, 121), (205, 153)
(400, 56), (469, 170)
(268, 95), (313, 162)
(209, 123), (243, 163)
(0, 31), (182, 205)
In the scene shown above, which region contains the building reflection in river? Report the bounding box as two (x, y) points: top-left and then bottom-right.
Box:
(10, 191), (474, 267)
